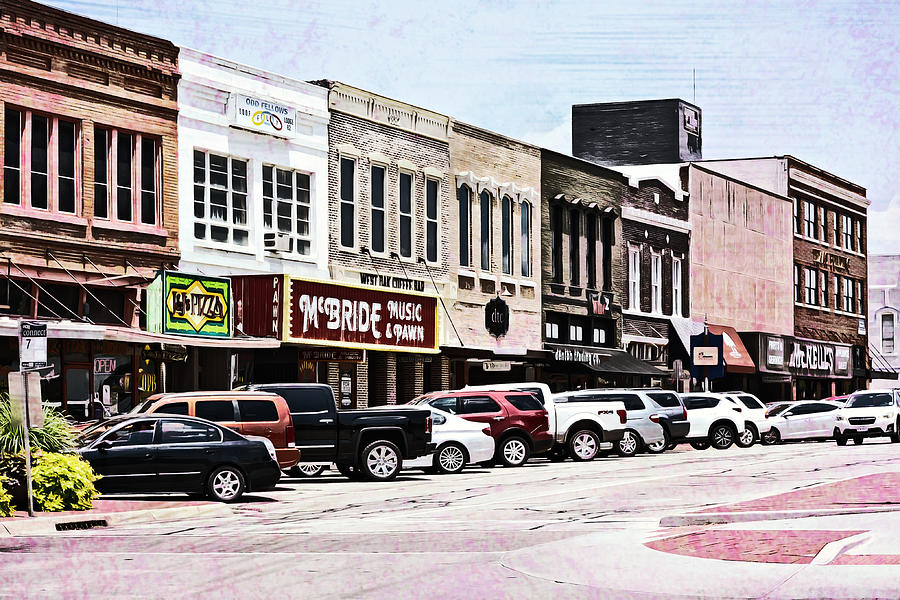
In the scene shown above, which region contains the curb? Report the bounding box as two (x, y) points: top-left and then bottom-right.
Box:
(0, 503), (233, 537)
(660, 505), (900, 527)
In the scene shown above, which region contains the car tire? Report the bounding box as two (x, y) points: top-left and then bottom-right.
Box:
(497, 436), (531, 467)
(645, 429), (670, 454)
(891, 420), (900, 443)
(690, 441), (710, 450)
(568, 429), (601, 461)
(616, 430), (641, 457)
(709, 423), (736, 450)
(207, 466), (246, 503)
(761, 428), (781, 445)
(835, 432), (848, 446)
(359, 440), (402, 481)
(853, 437), (864, 446)
(736, 425), (757, 448)
(547, 445), (569, 462)
(434, 442), (467, 474)
(288, 464), (327, 478)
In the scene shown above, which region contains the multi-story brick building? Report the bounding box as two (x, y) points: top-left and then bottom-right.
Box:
(444, 121), (543, 386)
(0, 1), (180, 417)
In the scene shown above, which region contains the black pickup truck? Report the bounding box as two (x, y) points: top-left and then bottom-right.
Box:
(244, 383), (433, 481)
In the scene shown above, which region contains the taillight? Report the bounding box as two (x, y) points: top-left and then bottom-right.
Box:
(616, 409), (627, 424)
(425, 416), (433, 435)
(482, 427), (492, 436)
(286, 422), (296, 448)
(682, 406), (687, 420)
(649, 414), (660, 423)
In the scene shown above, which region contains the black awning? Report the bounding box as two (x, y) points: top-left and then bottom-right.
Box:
(581, 348), (665, 376)
(869, 369), (899, 380)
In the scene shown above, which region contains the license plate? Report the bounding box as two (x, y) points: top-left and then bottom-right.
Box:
(855, 427), (867, 432)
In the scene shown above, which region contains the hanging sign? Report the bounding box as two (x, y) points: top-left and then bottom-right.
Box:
(485, 297), (510, 338)
(148, 272), (232, 338)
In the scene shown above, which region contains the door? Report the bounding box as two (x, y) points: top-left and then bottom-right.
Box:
(237, 398), (283, 448)
(154, 419), (222, 492)
(193, 399), (241, 434)
(457, 396), (508, 437)
(806, 403), (840, 437)
(781, 404), (815, 439)
(83, 420), (158, 493)
(268, 387), (338, 462)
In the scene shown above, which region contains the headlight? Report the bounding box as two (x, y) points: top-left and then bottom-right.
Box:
(882, 414), (892, 419)
(835, 415), (844, 421)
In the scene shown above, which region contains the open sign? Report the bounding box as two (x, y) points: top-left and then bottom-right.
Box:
(94, 357), (117, 375)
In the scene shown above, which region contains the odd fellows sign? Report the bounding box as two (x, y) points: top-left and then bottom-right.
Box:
(286, 279), (438, 353)
(226, 94), (297, 139)
(148, 272), (231, 338)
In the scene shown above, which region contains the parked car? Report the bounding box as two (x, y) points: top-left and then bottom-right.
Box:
(833, 390), (900, 445)
(621, 389), (690, 453)
(679, 393), (748, 450)
(412, 390), (552, 467)
(463, 382), (626, 461)
(722, 392), (770, 447)
(243, 383), (434, 481)
(77, 414), (281, 502)
(132, 391), (300, 470)
(561, 389), (666, 457)
(761, 400), (842, 444)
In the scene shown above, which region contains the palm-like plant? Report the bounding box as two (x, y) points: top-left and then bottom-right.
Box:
(0, 393), (78, 455)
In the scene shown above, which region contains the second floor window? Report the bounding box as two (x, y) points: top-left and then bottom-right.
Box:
(193, 150), (248, 246)
(842, 214), (854, 250)
(804, 200), (816, 239)
(883, 313), (895, 354)
(793, 199), (801, 234)
(370, 165), (386, 254)
(672, 258), (683, 316)
(651, 253), (661, 313)
(480, 190), (492, 270)
(551, 204), (563, 283)
(340, 157), (355, 248)
(399, 171), (413, 259)
(426, 178), (439, 264)
(833, 275), (840, 309)
(569, 209), (580, 286)
(263, 166), (312, 256)
(842, 276), (854, 312)
(586, 213), (597, 289)
(628, 246), (640, 310)
(794, 265), (802, 303)
(96, 127), (158, 225)
(804, 267), (818, 305)
(501, 195), (512, 274)
(520, 200), (531, 277)
(458, 185), (471, 267)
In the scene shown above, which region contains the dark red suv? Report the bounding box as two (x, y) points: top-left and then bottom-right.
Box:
(412, 391), (552, 467)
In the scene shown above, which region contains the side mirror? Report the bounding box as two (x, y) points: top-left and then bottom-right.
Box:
(783, 412), (793, 418)
(95, 439), (113, 452)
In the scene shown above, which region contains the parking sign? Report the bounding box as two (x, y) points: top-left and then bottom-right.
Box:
(19, 321), (48, 369)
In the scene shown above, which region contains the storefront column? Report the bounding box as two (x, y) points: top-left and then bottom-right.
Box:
(385, 353), (397, 404)
(397, 355), (424, 404)
(431, 355), (450, 391)
(327, 362), (339, 403)
(356, 360), (368, 408)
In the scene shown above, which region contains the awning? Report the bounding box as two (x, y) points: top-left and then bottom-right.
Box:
(669, 317), (756, 374)
(576, 348), (665, 376)
(103, 326), (281, 349)
(869, 369), (899, 381)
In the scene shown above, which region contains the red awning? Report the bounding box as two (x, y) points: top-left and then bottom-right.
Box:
(706, 325), (756, 374)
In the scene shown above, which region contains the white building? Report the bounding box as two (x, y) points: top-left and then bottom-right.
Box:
(868, 254), (900, 388)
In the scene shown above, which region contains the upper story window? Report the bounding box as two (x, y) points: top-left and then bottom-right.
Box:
(458, 184), (471, 267)
(833, 274), (840, 309)
(96, 127), (158, 225)
(794, 264), (802, 303)
(803, 200), (817, 239)
(628, 246), (640, 310)
(793, 199), (801, 234)
(883, 313), (895, 354)
(520, 201), (532, 278)
(857, 280), (864, 315)
(804, 267), (818, 305)
(480, 190), (492, 270)
(262, 166), (312, 256)
(842, 276), (854, 312)
(339, 157), (356, 249)
(501, 195), (513, 275)
(841, 214), (854, 251)
(193, 150), (248, 246)
(651, 253), (662, 313)
(672, 257), (683, 316)
(820, 271), (829, 308)
(399, 171), (413, 259)
(550, 204), (563, 283)
(370, 165), (386, 254)
(425, 178), (439, 264)
(855, 220), (863, 254)
(569, 209), (580, 286)
(4, 108), (79, 215)
(819, 207), (827, 241)
(586, 213), (597, 289)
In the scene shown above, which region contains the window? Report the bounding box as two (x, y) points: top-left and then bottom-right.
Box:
(628, 247), (640, 310)
(276, 387), (333, 413)
(593, 326), (604, 345)
(647, 392), (682, 408)
(104, 421), (155, 447)
(426, 178), (439, 264)
(195, 400), (236, 422)
(803, 200), (817, 239)
(545, 320), (560, 340)
(94, 127), (157, 224)
(93, 128), (108, 218)
(369, 165), (386, 254)
(551, 204), (563, 282)
(238, 400), (279, 422)
(833, 275), (840, 309)
(520, 201), (532, 277)
(737, 395), (765, 410)
(842, 214), (853, 250)
(569, 322), (583, 343)
(820, 271), (828, 308)
(672, 258), (683, 316)
(818, 207), (826, 241)
(651, 253), (661, 313)
(428, 396), (459, 414)
(683, 396), (719, 410)
(855, 221), (863, 254)
(339, 157), (355, 248)
(501, 195), (513, 274)
(586, 213), (597, 288)
(569, 209), (580, 285)
(480, 190), (492, 270)
(159, 421), (220, 444)
(459, 396), (501, 415)
(882, 313), (894, 354)
(505, 394), (543, 412)
(842, 276), (854, 312)
(593, 393), (645, 411)
(794, 265), (802, 303)
(193, 150), (248, 246)
(4, 108), (79, 213)
(857, 280), (864, 315)
(804, 267), (818, 305)
(793, 199), (801, 234)
(155, 402), (189, 416)
(399, 171), (413, 259)
(458, 185), (471, 267)
(833, 212), (839, 246)
(263, 166), (312, 255)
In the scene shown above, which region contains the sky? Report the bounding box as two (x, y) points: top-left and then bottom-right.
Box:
(48, 0), (900, 252)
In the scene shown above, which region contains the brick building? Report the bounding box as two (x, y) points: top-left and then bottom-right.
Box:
(445, 121), (543, 386)
(0, 1), (180, 417)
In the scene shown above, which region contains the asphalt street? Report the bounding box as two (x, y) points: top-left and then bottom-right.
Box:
(1, 439), (898, 599)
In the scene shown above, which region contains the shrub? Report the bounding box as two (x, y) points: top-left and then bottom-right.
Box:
(0, 476), (13, 517)
(0, 393), (78, 455)
(31, 453), (100, 512)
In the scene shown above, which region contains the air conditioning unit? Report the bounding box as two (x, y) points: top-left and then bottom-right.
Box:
(263, 232), (292, 252)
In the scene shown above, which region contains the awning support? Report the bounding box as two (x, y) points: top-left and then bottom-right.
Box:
(3, 276), (62, 319)
(82, 254), (147, 317)
(9, 258), (91, 323)
(419, 257), (464, 346)
(48, 251), (129, 327)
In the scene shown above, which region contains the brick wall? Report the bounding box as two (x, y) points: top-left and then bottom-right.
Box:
(621, 219), (689, 317)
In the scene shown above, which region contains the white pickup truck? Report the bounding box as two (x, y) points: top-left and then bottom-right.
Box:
(463, 383), (627, 461)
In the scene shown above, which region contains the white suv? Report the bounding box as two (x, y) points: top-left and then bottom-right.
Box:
(723, 392), (770, 447)
(834, 390), (900, 445)
(680, 393), (749, 450)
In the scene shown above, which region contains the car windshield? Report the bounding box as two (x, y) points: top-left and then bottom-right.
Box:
(847, 393), (894, 408)
(766, 404), (791, 417)
(76, 419), (128, 445)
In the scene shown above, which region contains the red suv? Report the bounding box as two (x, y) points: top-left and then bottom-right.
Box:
(413, 391), (552, 467)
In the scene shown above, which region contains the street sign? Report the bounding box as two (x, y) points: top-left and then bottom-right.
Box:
(19, 321), (47, 369)
(8, 372), (43, 429)
(482, 360), (512, 372)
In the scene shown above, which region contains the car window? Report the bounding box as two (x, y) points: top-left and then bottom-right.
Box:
(811, 403), (839, 412)
(458, 396), (501, 415)
(505, 394), (544, 412)
(766, 404), (790, 416)
(270, 387), (333, 413)
(517, 387), (545, 404)
(737, 395), (764, 410)
(647, 392), (681, 408)
(683, 396), (719, 410)
(152, 402), (189, 416)
(195, 400), (236, 422)
(847, 393), (893, 408)
(159, 420), (221, 444)
(599, 394), (645, 411)
(427, 396), (459, 414)
(238, 400), (279, 422)
(102, 420), (155, 446)
(785, 404), (814, 416)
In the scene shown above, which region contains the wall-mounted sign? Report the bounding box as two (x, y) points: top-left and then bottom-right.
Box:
(588, 291), (613, 316)
(858, 318), (866, 335)
(299, 349), (365, 362)
(359, 272), (426, 293)
(836, 345), (850, 372)
(766, 336), (784, 367)
(786, 339), (851, 378)
(482, 360), (512, 372)
(692, 347), (719, 366)
(148, 272), (231, 338)
(811, 249), (850, 274)
(485, 297), (510, 338)
(286, 278), (438, 353)
(227, 93), (297, 139)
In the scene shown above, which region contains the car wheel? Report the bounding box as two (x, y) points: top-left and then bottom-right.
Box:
(498, 436), (530, 467)
(616, 430), (640, 457)
(690, 441), (710, 450)
(736, 425), (756, 448)
(761, 428), (781, 445)
(645, 429), (670, 454)
(835, 432), (848, 446)
(568, 429), (601, 461)
(288, 464), (327, 478)
(853, 437), (864, 446)
(892, 420), (900, 443)
(547, 445), (569, 462)
(359, 440), (402, 481)
(710, 424), (736, 450)
(207, 466), (246, 503)
(434, 442), (467, 474)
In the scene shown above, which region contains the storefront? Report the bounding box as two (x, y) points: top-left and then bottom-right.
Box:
(543, 342), (664, 392)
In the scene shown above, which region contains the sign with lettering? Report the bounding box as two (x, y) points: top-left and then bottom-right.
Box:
(552, 346), (609, 366)
(148, 272), (231, 338)
(359, 272), (426, 293)
(766, 336), (784, 367)
(786, 339), (851, 378)
(19, 321), (47, 369)
(485, 297), (510, 338)
(811, 249), (850, 274)
(482, 361), (512, 372)
(286, 278), (438, 352)
(299, 349), (365, 362)
(692, 347), (719, 366)
(93, 356), (117, 375)
(227, 93), (297, 139)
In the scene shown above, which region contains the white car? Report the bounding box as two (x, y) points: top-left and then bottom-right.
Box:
(761, 400), (842, 444)
(402, 407), (495, 474)
(834, 390), (900, 446)
(722, 392), (770, 447)
(680, 393), (749, 450)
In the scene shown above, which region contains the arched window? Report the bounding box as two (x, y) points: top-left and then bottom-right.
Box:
(480, 189), (492, 270)
(457, 185), (471, 267)
(520, 200), (531, 277)
(501, 195), (513, 275)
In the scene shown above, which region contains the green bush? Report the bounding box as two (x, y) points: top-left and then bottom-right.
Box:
(0, 393), (78, 454)
(31, 453), (100, 512)
(0, 476), (13, 517)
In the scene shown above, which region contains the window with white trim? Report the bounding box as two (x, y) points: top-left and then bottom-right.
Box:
(883, 313), (895, 354)
(425, 178), (439, 264)
(842, 276), (854, 312)
(339, 156), (355, 248)
(545, 321), (559, 341)
(399, 170), (413, 259)
(569, 324), (583, 343)
(794, 264), (802, 303)
(651, 253), (661, 313)
(804, 267), (818, 306)
(803, 200), (817, 239)
(628, 246), (640, 311)
(96, 127), (158, 225)
(857, 280), (864, 315)
(820, 271), (828, 308)
(793, 198), (801, 234)
(262, 165), (312, 256)
(841, 214), (853, 250)
(480, 189), (492, 270)
(458, 184), (471, 267)
(833, 274), (839, 309)
(520, 200), (531, 277)
(501, 195), (513, 275)
(672, 257), (683, 316)
(193, 150), (248, 246)
(855, 220), (863, 254)
(370, 165), (386, 254)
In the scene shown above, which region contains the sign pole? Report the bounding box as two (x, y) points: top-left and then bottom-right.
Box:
(22, 369), (34, 517)
(703, 313), (710, 392)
